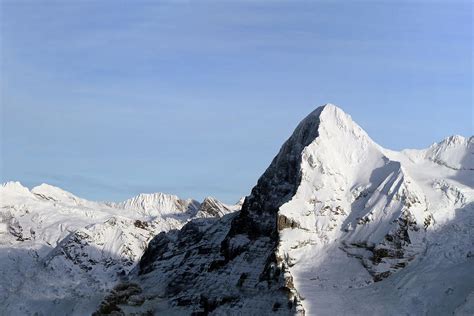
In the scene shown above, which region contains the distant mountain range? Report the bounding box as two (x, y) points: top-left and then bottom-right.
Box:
(1, 104), (472, 315)
(0, 181), (240, 315)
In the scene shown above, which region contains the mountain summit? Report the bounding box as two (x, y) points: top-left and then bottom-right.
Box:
(93, 104), (473, 315)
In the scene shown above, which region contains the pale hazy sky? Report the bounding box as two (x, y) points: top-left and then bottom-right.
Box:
(1, 0), (472, 203)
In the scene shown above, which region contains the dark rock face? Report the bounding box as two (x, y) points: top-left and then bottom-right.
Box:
(93, 282), (144, 316)
(277, 214), (301, 231)
(229, 107), (323, 238)
(139, 230), (178, 275)
(134, 220), (149, 229)
(94, 108), (326, 315)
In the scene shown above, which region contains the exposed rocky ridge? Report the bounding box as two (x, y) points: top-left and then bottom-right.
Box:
(195, 196), (241, 218)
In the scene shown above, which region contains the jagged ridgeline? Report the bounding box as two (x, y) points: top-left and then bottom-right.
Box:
(0, 183), (240, 315)
(94, 105), (474, 315)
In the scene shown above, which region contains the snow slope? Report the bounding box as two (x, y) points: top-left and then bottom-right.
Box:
(96, 104), (473, 315)
(275, 105), (473, 315)
(0, 182), (237, 315)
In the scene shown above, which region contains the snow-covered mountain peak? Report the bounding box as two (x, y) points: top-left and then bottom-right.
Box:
(195, 196), (238, 218)
(295, 105), (384, 191)
(285, 104), (378, 174)
(424, 135), (473, 170)
(272, 107), (473, 314)
(201, 196), (220, 206)
(1, 182), (37, 206)
(31, 183), (83, 203)
(114, 192), (200, 217)
(0, 181), (31, 196)
(438, 134), (470, 146)
(319, 104), (363, 131)
(322, 105), (377, 149)
(87, 103), (473, 316)
(428, 135), (472, 154)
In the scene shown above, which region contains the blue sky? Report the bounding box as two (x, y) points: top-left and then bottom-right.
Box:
(1, 0), (472, 203)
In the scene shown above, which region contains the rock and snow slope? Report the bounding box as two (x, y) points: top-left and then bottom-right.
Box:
(96, 104), (473, 315)
(0, 182), (237, 315)
(275, 106), (473, 315)
(1, 104), (472, 315)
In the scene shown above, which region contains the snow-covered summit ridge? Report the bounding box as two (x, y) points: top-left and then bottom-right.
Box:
(1, 181), (234, 216)
(299, 104), (375, 144)
(318, 104), (371, 139)
(396, 135), (472, 169)
(276, 104), (472, 238)
(286, 104), (472, 180)
(0, 181), (31, 196)
(112, 192), (200, 217)
(424, 135), (473, 170)
(299, 104), (471, 160)
(31, 183), (86, 204)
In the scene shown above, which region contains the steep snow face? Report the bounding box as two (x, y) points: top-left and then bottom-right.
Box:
(0, 183), (238, 315)
(278, 105), (428, 261)
(274, 105), (473, 315)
